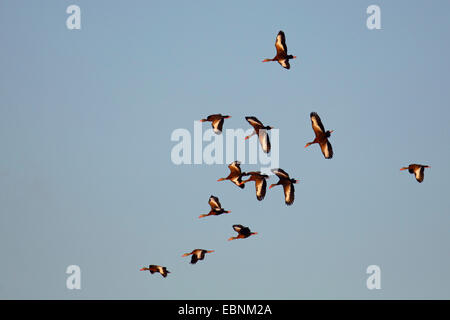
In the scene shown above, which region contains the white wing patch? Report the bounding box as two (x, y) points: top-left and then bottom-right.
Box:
(320, 141), (333, 159)
(311, 115), (324, 134)
(212, 119), (222, 134)
(272, 168), (290, 179)
(258, 130), (271, 153)
(209, 196), (220, 209)
(276, 34), (286, 52)
(414, 166), (424, 182)
(247, 118), (262, 127)
(283, 183), (294, 205)
(231, 176), (241, 186)
(233, 225), (242, 232)
(278, 59), (289, 68)
(324, 144), (330, 158)
(276, 34), (282, 46)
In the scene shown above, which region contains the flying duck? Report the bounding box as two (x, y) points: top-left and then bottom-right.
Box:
(245, 116), (274, 153)
(140, 265), (170, 278)
(262, 31), (297, 69)
(228, 224), (258, 241)
(182, 249), (215, 264)
(241, 171), (269, 201)
(400, 164), (430, 183)
(217, 161), (246, 189)
(305, 112), (334, 159)
(199, 114), (231, 134)
(199, 195), (231, 218)
(269, 168), (299, 206)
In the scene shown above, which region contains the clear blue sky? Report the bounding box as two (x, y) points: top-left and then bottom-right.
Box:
(1, 0), (449, 299)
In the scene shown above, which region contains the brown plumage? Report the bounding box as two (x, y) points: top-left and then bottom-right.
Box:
(241, 171), (269, 201)
(182, 249), (215, 264)
(217, 161), (246, 189)
(305, 112), (334, 159)
(269, 168), (299, 206)
(140, 265), (170, 278)
(228, 224), (258, 241)
(199, 195), (231, 218)
(262, 30), (297, 69)
(400, 164), (430, 183)
(245, 116), (274, 153)
(199, 114), (231, 134)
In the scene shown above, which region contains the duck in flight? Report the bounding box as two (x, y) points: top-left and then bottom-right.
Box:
(182, 249), (215, 264)
(305, 112), (334, 159)
(245, 116), (274, 153)
(400, 164), (430, 183)
(262, 30), (297, 69)
(199, 114), (231, 134)
(217, 161), (246, 189)
(269, 168), (299, 206)
(241, 171), (269, 201)
(199, 195), (231, 218)
(228, 224), (258, 241)
(140, 265), (170, 278)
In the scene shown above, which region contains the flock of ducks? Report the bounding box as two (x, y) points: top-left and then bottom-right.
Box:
(140, 30), (431, 279)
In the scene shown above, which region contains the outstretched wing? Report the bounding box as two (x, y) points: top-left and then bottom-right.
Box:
(277, 59), (290, 69)
(414, 166), (425, 183)
(283, 182), (295, 206)
(310, 112), (326, 136)
(190, 254), (199, 264)
(205, 114), (219, 120)
(255, 178), (267, 201)
(161, 267), (170, 277)
(245, 116), (264, 129)
(156, 266), (167, 277)
(212, 118), (224, 134)
(271, 168), (290, 180)
(258, 129), (271, 153)
(319, 140), (333, 159)
(240, 227), (251, 237)
(275, 31), (288, 56)
(209, 195), (222, 210)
